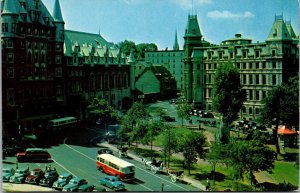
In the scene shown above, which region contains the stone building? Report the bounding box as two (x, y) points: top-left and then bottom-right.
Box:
(1, 0), (65, 137)
(183, 14), (299, 119)
(1, 0), (134, 137)
(145, 31), (185, 91)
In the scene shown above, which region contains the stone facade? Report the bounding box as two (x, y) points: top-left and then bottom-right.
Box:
(183, 14), (299, 119)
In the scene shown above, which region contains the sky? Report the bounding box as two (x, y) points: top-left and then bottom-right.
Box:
(42, 0), (299, 50)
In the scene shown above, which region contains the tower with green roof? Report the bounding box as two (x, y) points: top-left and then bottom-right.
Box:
(183, 14), (205, 109)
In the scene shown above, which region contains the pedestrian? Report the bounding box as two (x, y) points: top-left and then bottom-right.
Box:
(206, 178), (210, 191)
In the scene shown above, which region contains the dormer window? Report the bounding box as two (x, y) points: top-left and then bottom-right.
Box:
(273, 29), (277, 37)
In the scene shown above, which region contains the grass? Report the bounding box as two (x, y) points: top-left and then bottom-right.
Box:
(272, 161), (299, 186)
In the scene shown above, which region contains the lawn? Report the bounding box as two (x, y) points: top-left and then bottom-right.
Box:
(272, 161), (299, 186)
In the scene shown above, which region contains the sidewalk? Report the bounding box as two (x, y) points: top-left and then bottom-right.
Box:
(98, 142), (207, 191)
(2, 183), (56, 192)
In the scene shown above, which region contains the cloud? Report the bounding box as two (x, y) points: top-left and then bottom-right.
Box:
(207, 10), (255, 19)
(172, 0), (213, 10)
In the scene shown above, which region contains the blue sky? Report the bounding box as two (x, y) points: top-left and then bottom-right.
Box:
(42, 0), (299, 50)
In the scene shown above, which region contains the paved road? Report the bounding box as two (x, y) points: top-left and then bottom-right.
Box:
(3, 123), (200, 191)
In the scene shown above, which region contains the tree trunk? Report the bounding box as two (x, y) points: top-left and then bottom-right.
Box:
(273, 124), (280, 156)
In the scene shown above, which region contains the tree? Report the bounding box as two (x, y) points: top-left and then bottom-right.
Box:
(213, 63), (246, 143)
(87, 98), (118, 128)
(161, 125), (177, 167)
(226, 140), (275, 190)
(177, 129), (206, 174)
(136, 43), (158, 59)
(120, 101), (150, 148)
(118, 40), (137, 57)
(260, 75), (299, 155)
(177, 97), (192, 127)
(154, 107), (166, 121)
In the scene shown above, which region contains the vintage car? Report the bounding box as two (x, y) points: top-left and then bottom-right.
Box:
(2, 167), (15, 182)
(62, 177), (88, 192)
(77, 184), (95, 192)
(97, 148), (114, 155)
(39, 167), (59, 187)
(99, 176), (125, 191)
(16, 148), (51, 162)
(25, 168), (44, 184)
(52, 172), (73, 190)
(9, 166), (30, 183)
(161, 115), (176, 122)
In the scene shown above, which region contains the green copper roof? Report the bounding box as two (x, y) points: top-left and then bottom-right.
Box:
(267, 15), (292, 41)
(53, 0), (64, 22)
(184, 14), (202, 37)
(128, 49), (136, 63)
(285, 21), (297, 39)
(2, 0), (18, 15)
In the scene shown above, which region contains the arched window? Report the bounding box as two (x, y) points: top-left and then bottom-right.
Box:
(123, 73), (128, 88)
(118, 73), (122, 88)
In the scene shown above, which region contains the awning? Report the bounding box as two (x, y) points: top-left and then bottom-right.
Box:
(277, 125), (297, 135)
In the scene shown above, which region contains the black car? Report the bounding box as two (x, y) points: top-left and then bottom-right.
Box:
(98, 148), (114, 155)
(39, 167), (59, 187)
(162, 115), (176, 122)
(201, 112), (214, 118)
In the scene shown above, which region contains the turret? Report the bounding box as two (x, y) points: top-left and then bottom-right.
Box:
(52, 0), (65, 42)
(173, 30), (180, 50)
(1, 0), (19, 37)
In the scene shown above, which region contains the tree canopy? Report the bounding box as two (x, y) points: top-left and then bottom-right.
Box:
(118, 40), (158, 59)
(212, 63), (246, 143)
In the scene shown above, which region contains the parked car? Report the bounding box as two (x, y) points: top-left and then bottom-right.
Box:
(62, 177), (88, 192)
(52, 172), (73, 190)
(2, 167), (15, 182)
(98, 148), (114, 155)
(16, 148), (51, 162)
(77, 184), (95, 192)
(99, 176), (125, 191)
(169, 99), (178, 104)
(161, 115), (176, 122)
(39, 167), (59, 187)
(25, 168), (44, 184)
(201, 112), (214, 118)
(9, 166), (30, 183)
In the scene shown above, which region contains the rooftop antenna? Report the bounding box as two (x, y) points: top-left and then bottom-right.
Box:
(98, 25), (101, 36)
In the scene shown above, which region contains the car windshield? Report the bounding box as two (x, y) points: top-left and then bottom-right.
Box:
(70, 179), (77, 184)
(122, 166), (135, 173)
(60, 176), (66, 179)
(30, 171), (38, 175)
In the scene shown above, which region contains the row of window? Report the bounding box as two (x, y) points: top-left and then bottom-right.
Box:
(70, 55), (126, 66)
(146, 52), (183, 58)
(206, 49), (277, 60)
(204, 61), (279, 70)
(149, 59), (184, 64)
(242, 74), (277, 85)
(2, 22), (54, 37)
(205, 88), (268, 101)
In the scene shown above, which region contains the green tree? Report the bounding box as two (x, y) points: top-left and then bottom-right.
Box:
(177, 130), (206, 174)
(121, 101), (150, 149)
(136, 43), (158, 59)
(161, 125), (177, 167)
(260, 75), (299, 155)
(213, 63), (246, 143)
(87, 98), (118, 128)
(118, 40), (137, 57)
(154, 107), (167, 121)
(177, 97), (192, 127)
(226, 140), (275, 190)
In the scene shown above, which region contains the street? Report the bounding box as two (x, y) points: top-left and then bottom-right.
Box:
(3, 102), (201, 192)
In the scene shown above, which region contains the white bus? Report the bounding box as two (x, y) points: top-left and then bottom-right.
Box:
(48, 117), (77, 130)
(96, 154), (135, 181)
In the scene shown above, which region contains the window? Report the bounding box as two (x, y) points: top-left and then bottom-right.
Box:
(2, 23), (8, 32)
(243, 63), (246, 69)
(218, 52), (223, 59)
(262, 75), (266, 85)
(249, 63), (252, 69)
(272, 75), (277, 85)
(243, 74), (247, 84)
(7, 39), (13, 48)
(272, 62), (276, 69)
(7, 53), (14, 63)
(256, 75), (259, 84)
(256, 90), (260, 100)
(262, 62), (266, 69)
(55, 55), (61, 64)
(256, 62), (259, 69)
(7, 67), (14, 78)
(249, 90), (253, 100)
(7, 88), (15, 106)
(242, 51), (247, 58)
(56, 44), (61, 51)
(12, 23), (17, 32)
(272, 50), (276, 57)
(249, 75), (253, 84)
(242, 106), (246, 113)
(230, 52), (234, 59)
(249, 107), (253, 115)
(255, 50), (260, 58)
(262, 91), (267, 99)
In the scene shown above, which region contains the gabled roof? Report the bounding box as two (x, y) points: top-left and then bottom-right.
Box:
(2, 0), (18, 15)
(267, 15), (292, 41)
(53, 0), (64, 22)
(184, 14), (202, 37)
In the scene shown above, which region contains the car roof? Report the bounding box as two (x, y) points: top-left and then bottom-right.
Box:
(60, 172), (72, 177)
(71, 177), (85, 181)
(26, 148), (47, 151)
